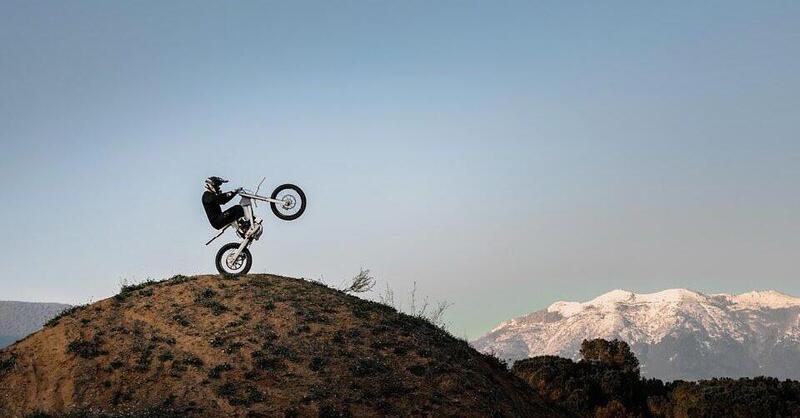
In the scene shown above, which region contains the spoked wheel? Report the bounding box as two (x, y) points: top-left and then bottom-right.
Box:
(215, 242), (253, 277)
(270, 184), (307, 221)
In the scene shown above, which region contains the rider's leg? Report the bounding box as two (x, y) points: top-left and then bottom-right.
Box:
(240, 204), (259, 236)
(242, 204), (254, 223)
(213, 205), (245, 229)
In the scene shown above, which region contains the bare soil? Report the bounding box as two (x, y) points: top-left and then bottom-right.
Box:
(0, 274), (561, 418)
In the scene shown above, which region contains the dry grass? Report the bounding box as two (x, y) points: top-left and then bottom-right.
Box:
(0, 274), (558, 418)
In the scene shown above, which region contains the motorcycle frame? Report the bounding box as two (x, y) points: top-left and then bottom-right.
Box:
(205, 189), (293, 270)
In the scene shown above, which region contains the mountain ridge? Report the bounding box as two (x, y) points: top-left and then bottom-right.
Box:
(0, 301), (71, 348)
(473, 288), (800, 380)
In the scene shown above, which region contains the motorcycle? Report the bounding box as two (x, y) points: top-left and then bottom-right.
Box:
(205, 178), (306, 276)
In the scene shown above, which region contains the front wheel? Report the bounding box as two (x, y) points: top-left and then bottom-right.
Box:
(215, 242), (253, 277)
(270, 184), (306, 221)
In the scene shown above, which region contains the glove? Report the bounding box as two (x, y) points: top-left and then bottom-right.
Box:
(234, 187), (243, 194)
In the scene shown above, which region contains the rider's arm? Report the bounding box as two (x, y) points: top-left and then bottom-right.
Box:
(217, 190), (238, 205)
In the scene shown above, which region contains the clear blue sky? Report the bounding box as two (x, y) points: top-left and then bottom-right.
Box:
(1, 1), (798, 338)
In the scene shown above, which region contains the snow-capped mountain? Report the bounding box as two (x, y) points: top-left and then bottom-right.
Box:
(472, 289), (800, 380)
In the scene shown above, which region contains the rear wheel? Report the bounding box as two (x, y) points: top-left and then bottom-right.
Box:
(270, 184), (307, 221)
(215, 242), (252, 277)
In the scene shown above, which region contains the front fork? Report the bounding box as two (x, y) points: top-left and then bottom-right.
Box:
(227, 200), (260, 263)
(229, 237), (253, 264)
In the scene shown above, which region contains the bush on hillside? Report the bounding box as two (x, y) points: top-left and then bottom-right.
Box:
(513, 338), (800, 418)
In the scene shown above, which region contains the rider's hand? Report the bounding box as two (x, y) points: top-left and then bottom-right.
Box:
(234, 187), (243, 194)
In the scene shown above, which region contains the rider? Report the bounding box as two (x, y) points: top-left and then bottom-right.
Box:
(202, 176), (246, 231)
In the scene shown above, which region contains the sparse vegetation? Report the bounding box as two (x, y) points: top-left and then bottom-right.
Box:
(318, 404), (351, 418)
(45, 305), (86, 327)
(130, 322), (156, 371)
(351, 358), (388, 377)
(172, 312), (190, 327)
(217, 381), (264, 406)
(309, 356), (327, 372)
(194, 288), (229, 315)
(180, 354), (204, 368)
(166, 274), (191, 285)
(341, 268), (376, 294)
(0, 354), (16, 374)
(208, 363), (232, 379)
(251, 351), (284, 371)
(376, 281), (452, 330)
(24, 407), (193, 418)
(513, 338), (800, 418)
(115, 278), (158, 301)
(7, 274), (800, 418)
(407, 282), (452, 329)
(2, 274), (555, 417)
(67, 337), (106, 359)
(407, 364), (426, 376)
(209, 334), (225, 347)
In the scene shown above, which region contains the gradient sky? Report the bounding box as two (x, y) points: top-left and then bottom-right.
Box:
(1, 1), (798, 338)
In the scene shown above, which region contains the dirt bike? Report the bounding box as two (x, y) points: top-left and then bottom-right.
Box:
(205, 178), (306, 276)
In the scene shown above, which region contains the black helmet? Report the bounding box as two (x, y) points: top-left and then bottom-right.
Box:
(205, 176), (228, 193)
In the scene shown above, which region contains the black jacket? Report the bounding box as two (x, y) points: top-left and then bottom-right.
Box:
(202, 190), (238, 228)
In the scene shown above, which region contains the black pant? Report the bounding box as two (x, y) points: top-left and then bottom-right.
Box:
(211, 205), (245, 230)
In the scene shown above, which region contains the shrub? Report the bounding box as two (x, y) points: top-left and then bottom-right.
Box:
(217, 382), (264, 406)
(407, 364), (426, 376)
(579, 339), (639, 373)
(45, 305), (86, 327)
(208, 363), (233, 379)
(351, 358), (388, 377)
(172, 313), (190, 327)
(252, 354), (283, 371)
(135, 345), (154, 371)
(166, 274), (191, 285)
(309, 357), (327, 372)
(0, 354), (16, 374)
(194, 288), (229, 315)
(115, 279), (158, 301)
(67, 338), (106, 359)
(209, 335), (226, 347)
(181, 354), (204, 368)
(341, 268), (375, 294)
(318, 404), (351, 418)
(508, 339), (800, 418)
(170, 361), (187, 377)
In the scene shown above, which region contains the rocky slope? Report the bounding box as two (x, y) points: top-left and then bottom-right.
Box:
(473, 289), (800, 380)
(0, 274), (560, 418)
(0, 301), (71, 348)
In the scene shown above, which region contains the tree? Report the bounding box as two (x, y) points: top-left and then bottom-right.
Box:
(580, 339), (639, 374)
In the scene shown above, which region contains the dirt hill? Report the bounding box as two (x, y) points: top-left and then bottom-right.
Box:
(0, 274), (561, 418)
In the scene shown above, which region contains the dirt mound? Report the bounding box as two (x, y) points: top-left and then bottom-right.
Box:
(0, 274), (559, 417)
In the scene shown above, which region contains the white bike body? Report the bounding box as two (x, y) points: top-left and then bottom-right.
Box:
(206, 179), (306, 276)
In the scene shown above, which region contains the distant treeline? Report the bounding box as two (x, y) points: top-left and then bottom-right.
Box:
(513, 339), (800, 418)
